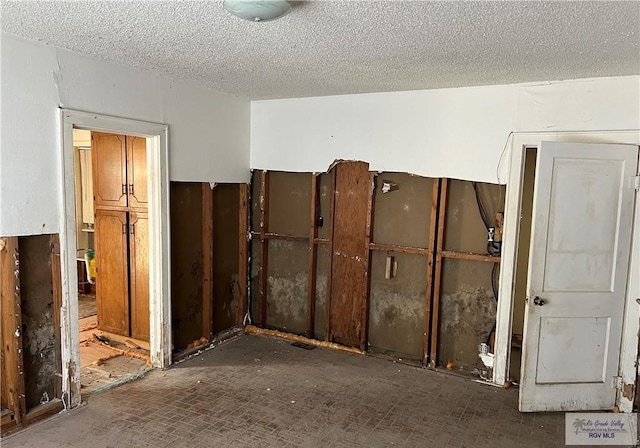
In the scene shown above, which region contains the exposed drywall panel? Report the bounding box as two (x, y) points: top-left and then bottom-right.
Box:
(268, 172), (311, 237)
(251, 76), (640, 183)
(0, 33), (250, 236)
(212, 184), (240, 334)
(372, 173), (432, 248)
(368, 252), (426, 361)
(439, 259), (497, 372)
(170, 182), (204, 350)
(265, 239), (308, 335)
(444, 180), (504, 254)
(17, 235), (60, 411)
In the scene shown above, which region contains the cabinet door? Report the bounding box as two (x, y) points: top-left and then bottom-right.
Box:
(129, 212), (150, 341)
(127, 136), (148, 211)
(95, 210), (129, 336)
(92, 133), (127, 209)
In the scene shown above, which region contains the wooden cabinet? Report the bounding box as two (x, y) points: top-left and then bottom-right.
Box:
(126, 136), (148, 211)
(92, 132), (149, 341)
(92, 133), (147, 210)
(129, 213), (149, 341)
(92, 133), (128, 209)
(94, 210), (129, 336)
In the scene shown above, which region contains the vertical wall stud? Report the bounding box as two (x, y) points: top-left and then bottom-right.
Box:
(361, 172), (376, 351)
(238, 183), (249, 326)
(306, 173), (319, 338)
(259, 171), (270, 328)
(429, 178), (449, 368)
(324, 168), (337, 341)
(202, 183), (213, 340)
(422, 179), (441, 367)
(0, 237), (26, 424)
(50, 235), (63, 399)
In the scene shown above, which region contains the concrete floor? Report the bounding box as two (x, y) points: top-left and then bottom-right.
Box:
(4, 334), (575, 447)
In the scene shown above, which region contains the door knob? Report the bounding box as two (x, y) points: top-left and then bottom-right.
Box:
(533, 296), (545, 306)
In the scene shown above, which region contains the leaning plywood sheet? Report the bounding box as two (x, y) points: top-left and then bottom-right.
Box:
(328, 161), (371, 348)
(18, 235), (61, 411)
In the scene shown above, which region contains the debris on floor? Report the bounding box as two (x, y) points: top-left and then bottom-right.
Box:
(79, 316), (150, 395)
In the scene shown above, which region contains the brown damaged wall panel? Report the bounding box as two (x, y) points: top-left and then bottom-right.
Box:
(438, 259), (497, 371)
(444, 180), (505, 254)
(372, 173), (433, 248)
(17, 234), (61, 411)
(170, 182), (205, 350)
(368, 252), (427, 361)
(328, 161), (370, 348)
(212, 184), (240, 334)
(268, 171), (311, 237)
(266, 239), (309, 335)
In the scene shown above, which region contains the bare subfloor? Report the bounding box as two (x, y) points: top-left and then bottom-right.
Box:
(4, 334), (570, 448)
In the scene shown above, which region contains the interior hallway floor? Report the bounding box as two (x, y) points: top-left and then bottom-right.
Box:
(4, 334), (571, 448)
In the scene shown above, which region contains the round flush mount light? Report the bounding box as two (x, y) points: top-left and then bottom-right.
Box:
(223, 0), (292, 22)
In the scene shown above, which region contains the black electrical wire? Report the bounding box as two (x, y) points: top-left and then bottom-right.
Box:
(472, 181), (500, 347)
(472, 182), (491, 231)
(485, 262), (499, 345)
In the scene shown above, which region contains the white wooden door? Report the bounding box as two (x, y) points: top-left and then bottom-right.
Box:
(519, 142), (638, 412)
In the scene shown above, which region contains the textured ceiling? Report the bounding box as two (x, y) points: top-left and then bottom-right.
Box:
(2, 1), (639, 100)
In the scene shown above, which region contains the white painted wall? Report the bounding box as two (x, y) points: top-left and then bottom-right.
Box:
(0, 33), (250, 236)
(251, 76), (640, 182)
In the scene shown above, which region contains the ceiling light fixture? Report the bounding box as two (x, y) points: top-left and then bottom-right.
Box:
(223, 0), (292, 22)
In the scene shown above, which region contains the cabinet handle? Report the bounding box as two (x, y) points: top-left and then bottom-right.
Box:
(128, 184), (134, 195)
(130, 223), (135, 235)
(122, 223), (126, 235)
(122, 184), (127, 195)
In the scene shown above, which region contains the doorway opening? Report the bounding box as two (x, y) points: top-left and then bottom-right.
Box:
(509, 147), (536, 384)
(72, 129), (151, 395)
(60, 109), (171, 409)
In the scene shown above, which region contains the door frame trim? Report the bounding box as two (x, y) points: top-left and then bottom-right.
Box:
(58, 109), (171, 409)
(493, 130), (640, 412)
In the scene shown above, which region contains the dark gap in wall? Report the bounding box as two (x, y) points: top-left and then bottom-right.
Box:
(17, 234), (60, 411)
